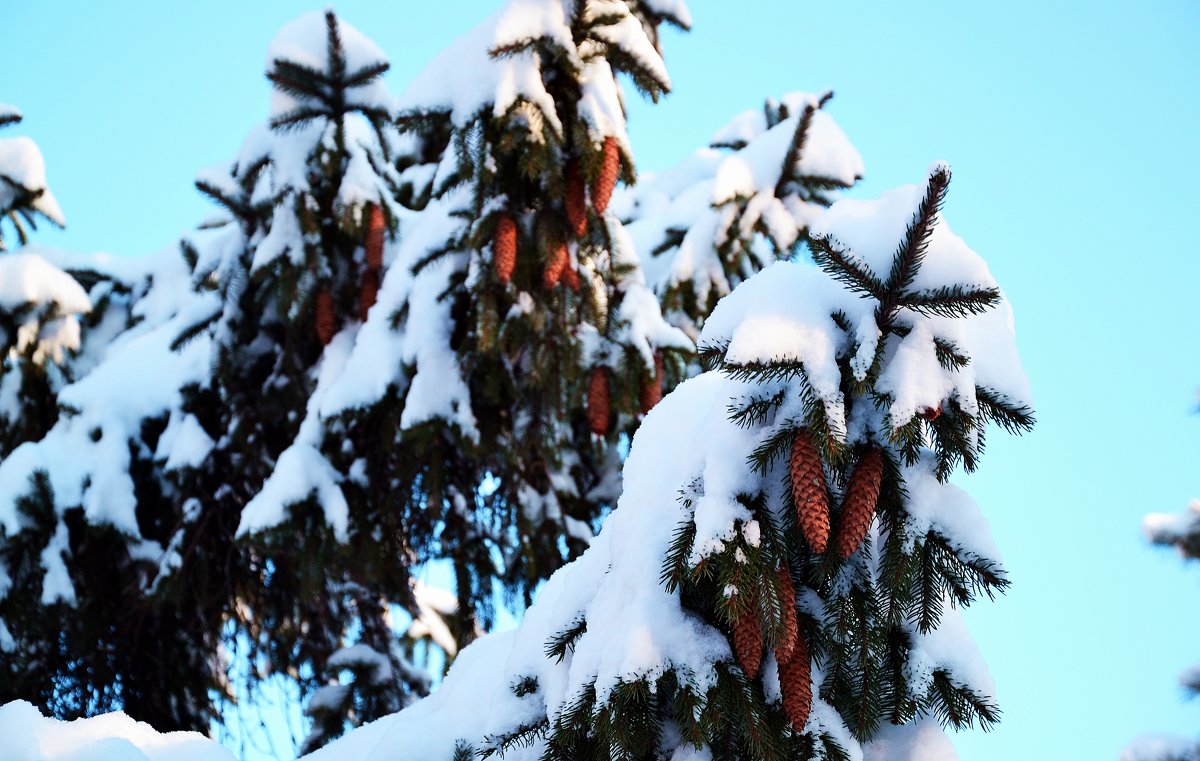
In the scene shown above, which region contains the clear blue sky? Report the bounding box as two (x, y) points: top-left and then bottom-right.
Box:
(5, 1), (1200, 758)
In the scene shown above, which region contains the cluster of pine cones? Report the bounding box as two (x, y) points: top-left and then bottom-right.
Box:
(732, 430), (885, 732)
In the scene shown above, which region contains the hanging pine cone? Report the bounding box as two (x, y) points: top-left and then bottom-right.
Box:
(775, 566), (798, 665)
(544, 242), (568, 289)
(835, 447), (884, 560)
(640, 352), (664, 414)
(562, 260), (580, 292)
(592, 137), (620, 214)
(365, 202), (385, 271)
(494, 214), (517, 284)
(565, 160), (588, 238)
(790, 430), (829, 554)
(732, 593), (763, 680)
(921, 405), (943, 421)
(359, 270), (380, 322)
(587, 367), (610, 436)
(777, 630), (812, 733)
(315, 288), (336, 346)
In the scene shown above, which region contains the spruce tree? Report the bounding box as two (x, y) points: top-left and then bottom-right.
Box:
(306, 164), (1035, 761)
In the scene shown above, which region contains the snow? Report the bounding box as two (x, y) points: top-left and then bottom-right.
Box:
(155, 413), (215, 472)
(328, 644), (394, 684)
(0, 246), (199, 539)
(397, 9), (561, 136)
(1122, 735), (1200, 761)
(0, 254), (90, 313)
(316, 188), (476, 435)
(901, 455), (1003, 562)
(863, 718), (959, 761)
(586, 1), (671, 92)
(0, 135), (65, 226)
(0, 701), (234, 761)
(642, 0), (693, 27)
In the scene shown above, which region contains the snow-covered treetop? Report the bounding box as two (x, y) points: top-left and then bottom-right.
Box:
(266, 10), (394, 119)
(0, 107), (65, 249)
(703, 165), (1031, 444)
(216, 8), (401, 275)
(618, 92), (864, 336)
(397, 0), (673, 151)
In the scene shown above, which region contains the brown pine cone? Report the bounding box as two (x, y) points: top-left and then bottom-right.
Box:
(315, 288), (336, 345)
(732, 593), (763, 680)
(775, 566), (798, 665)
(587, 367), (610, 436)
(365, 202), (385, 271)
(921, 405), (943, 421)
(790, 430), (829, 554)
(640, 352), (664, 414)
(494, 214), (517, 284)
(565, 160), (588, 238)
(544, 242), (568, 289)
(359, 270), (380, 322)
(778, 630), (812, 733)
(592, 137), (620, 214)
(835, 447), (884, 560)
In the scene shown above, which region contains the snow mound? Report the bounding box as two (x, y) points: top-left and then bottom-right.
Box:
(0, 701), (234, 761)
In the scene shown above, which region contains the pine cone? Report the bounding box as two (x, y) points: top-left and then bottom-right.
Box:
(790, 430), (829, 554)
(835, 447), (884, 560)
(494, 214), (517, 284)
(592, 137), (620, 214)
(778, 630), (812, 733)
(365, 203), (385, 271)
(565, 160), (588, 238)
(732, 594), (763, 680)
(587, 367), (610, 436)
(544, 242), (568, 289)
(315, 288), (336, 346)
(359, 270), (380, 322)
(775, 566), (798, 665)
(640, 352), (663, 414)
(563, 261), (580, 291)
(921, 405), (942, 421)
